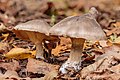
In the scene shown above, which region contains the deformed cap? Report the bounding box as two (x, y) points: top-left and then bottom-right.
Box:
(87, 7), (99, 19)
(14, 19), (51, 35)
(49, 7), (106, 41)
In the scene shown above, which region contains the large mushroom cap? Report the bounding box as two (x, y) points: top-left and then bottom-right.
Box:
(49, 7), (106, 41)
(14, 19), (51, 34)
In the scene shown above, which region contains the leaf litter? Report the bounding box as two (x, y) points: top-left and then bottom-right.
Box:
(81, 44), (120, 80)
(0, 0), (120, 80)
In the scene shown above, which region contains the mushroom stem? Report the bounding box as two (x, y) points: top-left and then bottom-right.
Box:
(35, 41), (44, 59)
(69, 38), (85, 62)
(26, 32), (46, 59)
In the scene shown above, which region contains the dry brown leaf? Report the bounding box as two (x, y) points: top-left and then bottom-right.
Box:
(1, 33), (11, 43)
(110, 64), (120, 73)
(59, 37), (71, 45)
(52, 37), (71, 56)
(27, 58), (59, 74)
(4, 48), (35, 59)
(113, 21), (120, 27)
(65, 9), (80, 16)
(0, 42), (10, 53)
(93, 43), (120, 61)
(0, 0), (9, 10)
(96, 44), (120, 61)
(103, 43), (120, 55)
(99, 40), (110, 47)
(0, 23), (6, 32)
(81, 55), (120, 79)
(21, 0), (48, 12)
(0, 59), (20, 71)
(81, 44), (120, 79)
(85, 74), (120, 80)
(0, 33), (10, 42)
(52, 46), (62, 56)
(0, 70), (20, 80)
(0, 13), (15, 25)
(52, 0), (67, 10)
(106, 27), (120, 36)
(114, 36), (120, 43)
(81, 58), (104, 78)
(31, 78), (44, 80)
(43, 70), (58, 80)
(16, 77), (44, 80)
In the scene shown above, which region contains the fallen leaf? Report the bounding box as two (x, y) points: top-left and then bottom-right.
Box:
(27, 58), (59, 74)
(0, 70), (20, 80)
(103, 43), (120, 56)
(99, 40), (110, 47)
(4, 48), (35, 59)
(81, 58), (103, 78)
(95, 44), (120, 63)
(106, 27), (120, 36)
(114, 36), (120, 43)
(0, 59), (20, 71)
(1, 33), (9, 38)
(52, 37), (71, 56)
(0, 23), (6, 32)
(43, 70), (58, 80)
(52, 0), (67, 10)
(81, 44), (120, 79)
(0, 13), (15, 25)
(113, 21), (120, 27)
(31, 78), (44, 80)
(0, 42), (10, 53)
(66, 0), (85, 10)
(65, 9), (80, 16)
(21, 0), (48, 12)
(85, 74), (120, 80)
(0, 33), (10, 42)
(110, 64), (120, 74)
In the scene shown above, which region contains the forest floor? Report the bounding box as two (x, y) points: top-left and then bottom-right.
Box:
(0, 0), (120, 80)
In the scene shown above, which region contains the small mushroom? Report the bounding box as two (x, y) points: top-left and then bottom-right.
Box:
(13, 19), (51, 60)
(49, 7), (106, 73)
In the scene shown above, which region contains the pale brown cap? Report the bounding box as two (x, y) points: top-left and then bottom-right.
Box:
(49, 7), (106, 41)
(14, 19), (51, 35)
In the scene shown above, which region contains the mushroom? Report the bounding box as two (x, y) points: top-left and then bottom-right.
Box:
(13, 19), (52, 60)
(49, 7), (106, 73)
